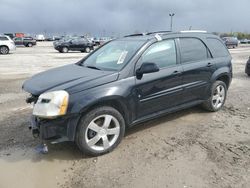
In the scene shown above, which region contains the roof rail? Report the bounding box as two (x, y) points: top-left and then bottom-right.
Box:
(147, 31), (171, 35)
(180, 30), (207, 33)
(124, 33), (146, 37)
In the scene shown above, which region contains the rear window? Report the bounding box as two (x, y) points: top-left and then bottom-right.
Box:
(206, 38), (229, 58)
(0, 37), (8, 41)
(179, 38), (209, 63)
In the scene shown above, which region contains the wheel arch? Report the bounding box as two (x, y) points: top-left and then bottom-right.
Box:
(79, 97), (131, 126)
(216, 74), (230, 89)
(211, 67), (232, 89)
(0, 45), (9, 49)
(67, 96), (132, 141)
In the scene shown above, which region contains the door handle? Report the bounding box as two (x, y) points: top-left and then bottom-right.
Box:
(207, 62), (212, 67)
(172, 70), (181, 75)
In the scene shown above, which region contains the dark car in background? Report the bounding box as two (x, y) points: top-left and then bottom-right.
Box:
(23, 31), (232, 156)
(222, 37), (239, 48)
(240, 39), (250, 44)
(246, 57), (250, 76)
(54, 37), (94, 53)
(14, 37), (37, 47)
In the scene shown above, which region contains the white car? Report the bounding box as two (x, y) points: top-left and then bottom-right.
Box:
(35, 34), (45, 41)
(0, 35), (16, 54)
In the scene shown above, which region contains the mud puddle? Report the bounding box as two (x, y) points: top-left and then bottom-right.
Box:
(0, 144), (83, 188)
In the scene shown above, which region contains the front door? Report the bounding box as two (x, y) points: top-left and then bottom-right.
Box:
(134, 39), (184, 119)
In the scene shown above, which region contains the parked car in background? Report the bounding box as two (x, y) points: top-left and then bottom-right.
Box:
(0, 35), (16, 54)
(245, 57), (250, 76)
(222, 37), (239, 48)
(23, 31), (232, 156)
(14, 37), (36, 47)
(35, 34), (45, 41)
(54, 37), (94, 53)
(240, 39), (250, 44)
(4, 33), (14, 39)
(93, 37), (112, 46)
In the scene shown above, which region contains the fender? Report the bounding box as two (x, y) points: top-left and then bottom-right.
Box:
(66, 82), (135, 140)
(210, 66), (232, 86)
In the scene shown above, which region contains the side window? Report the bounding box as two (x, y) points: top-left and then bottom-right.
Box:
(0, 37), (8, 41)
(140, 40), (177, 69)
(179, 38), (209, 63)
(15, 38), (22, 41)
(71, 39), (79, 43)
(79, 38), (87, 43)
(206, 38), (230, 58)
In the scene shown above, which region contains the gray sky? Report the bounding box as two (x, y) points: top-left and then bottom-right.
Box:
(0, 0), (249, 36)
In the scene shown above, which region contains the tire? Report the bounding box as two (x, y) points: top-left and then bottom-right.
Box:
(85, 47), (91, 53)
(76, 106), (125, 156)
(202, 81), (227, 112)
(62, 47), (68, 53)
(248, 74), (250, 77)
(0, 46), (9, 54)
(27, 43), (33, 47)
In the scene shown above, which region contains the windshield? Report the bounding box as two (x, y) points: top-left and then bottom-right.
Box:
(81, 40), (145, 71)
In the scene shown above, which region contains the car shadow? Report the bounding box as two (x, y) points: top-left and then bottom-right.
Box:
(126, 106), (206, 136)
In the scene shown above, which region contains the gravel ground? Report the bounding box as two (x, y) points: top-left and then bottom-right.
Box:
(0, 42), (249, 188)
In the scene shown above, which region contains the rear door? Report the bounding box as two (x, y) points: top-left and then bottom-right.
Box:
(178, 37), (216, 103)
(134, 39), (184, 119)
(14, 37), (23, 45)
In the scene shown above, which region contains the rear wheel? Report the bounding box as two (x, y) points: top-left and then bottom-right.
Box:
(202, 81), (227, 112)
(76, 106), (125, 156)
(0, 46), (9, 54)
(62, 47), (68, 53)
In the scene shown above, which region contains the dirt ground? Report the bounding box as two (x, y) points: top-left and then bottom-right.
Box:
(0, 42), (249, 188)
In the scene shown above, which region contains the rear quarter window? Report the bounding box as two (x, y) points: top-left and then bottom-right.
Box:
(206, 38), (230, 58)
(0, 37), (8, 41)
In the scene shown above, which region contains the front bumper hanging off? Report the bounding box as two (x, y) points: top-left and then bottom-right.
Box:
(29, 115), (73, 143)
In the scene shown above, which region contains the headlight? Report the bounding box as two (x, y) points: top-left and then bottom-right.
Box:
(33, 90), (69, 118)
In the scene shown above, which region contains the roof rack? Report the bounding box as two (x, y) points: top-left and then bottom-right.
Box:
(124, 30), (172, 38)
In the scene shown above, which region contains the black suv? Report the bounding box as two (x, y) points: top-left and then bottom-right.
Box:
(23, 31), (232, 156)
(54, 37), (94, 53)
(14, 37), (37, 47)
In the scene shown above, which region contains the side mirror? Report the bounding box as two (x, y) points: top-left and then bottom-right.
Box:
(136, 62), (159, 79)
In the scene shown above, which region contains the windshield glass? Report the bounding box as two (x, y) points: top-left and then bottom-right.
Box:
(81, 40), (145, 71)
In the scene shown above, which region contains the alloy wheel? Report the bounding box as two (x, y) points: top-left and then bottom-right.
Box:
(212, 85), (225, 109)
(85, 114), (120, 151)
(0, 46), (9, 54)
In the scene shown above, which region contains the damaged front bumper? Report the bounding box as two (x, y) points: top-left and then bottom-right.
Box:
(29, 114), (80, 144)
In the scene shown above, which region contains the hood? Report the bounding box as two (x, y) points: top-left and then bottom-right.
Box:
(23, 64), (118, 95)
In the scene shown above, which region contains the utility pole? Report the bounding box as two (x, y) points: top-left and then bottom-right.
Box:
(169, 13), (175, 31)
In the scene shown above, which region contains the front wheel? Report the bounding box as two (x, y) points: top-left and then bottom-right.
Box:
(0, 46), (9, 54)
(27, 43), (33, 47)
(202, 81), (227, 112)
(76, 106), (125, 156)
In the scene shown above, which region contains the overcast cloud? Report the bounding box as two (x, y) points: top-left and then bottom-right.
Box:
(0, 0), (249, 36)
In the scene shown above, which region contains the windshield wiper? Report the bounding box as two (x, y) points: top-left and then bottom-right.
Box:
(85, 65), (101, 70)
